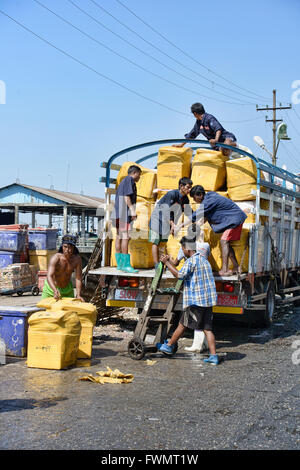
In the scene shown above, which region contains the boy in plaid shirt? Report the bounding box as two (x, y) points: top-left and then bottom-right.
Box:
(159, 237), (219, 365)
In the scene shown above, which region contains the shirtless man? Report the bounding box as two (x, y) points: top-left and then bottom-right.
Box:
(41, 234), (83, 300)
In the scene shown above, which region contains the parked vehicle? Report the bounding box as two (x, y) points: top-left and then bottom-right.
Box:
(88, 139), (300, 327)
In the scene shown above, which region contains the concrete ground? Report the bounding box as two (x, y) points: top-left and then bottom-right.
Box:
(0, 292), (300, 451)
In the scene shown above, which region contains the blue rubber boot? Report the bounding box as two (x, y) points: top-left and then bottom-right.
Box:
(115, 253), (123, 270)
(121, 253), (139, 273)
(203, 354), (219, 365)
(159, 342), (176, 356)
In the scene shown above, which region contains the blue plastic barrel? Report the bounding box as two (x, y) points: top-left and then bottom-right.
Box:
(0, 251), (21, 269)
(0, 230), (26, 252)
(0, 306), (42, 356)
(28, 229), (58, 250)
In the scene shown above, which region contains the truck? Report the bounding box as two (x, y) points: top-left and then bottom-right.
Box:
(88, 139), (300, 328)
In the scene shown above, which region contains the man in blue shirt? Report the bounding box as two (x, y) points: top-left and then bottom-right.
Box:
(189, 185), (247, 276)
(114, 165), (142, 273)
(174, 102), (237, 156)
(149, 177), (193, 267)
(159, 237), (219, 365)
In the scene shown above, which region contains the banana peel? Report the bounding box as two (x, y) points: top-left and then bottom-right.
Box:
(79, 366), (134, 384)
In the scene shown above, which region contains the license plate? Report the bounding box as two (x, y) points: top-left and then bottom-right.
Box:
(115, 289), (142, 301)
(217, 294), (239, 306)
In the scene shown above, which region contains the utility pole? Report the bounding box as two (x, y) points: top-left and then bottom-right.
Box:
(256, 89), (292, 166)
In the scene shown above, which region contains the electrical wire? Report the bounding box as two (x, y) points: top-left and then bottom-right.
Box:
(284, 110), (300, 139)
(114, 0), (272, 103)
(292, 107), (300, 122)
(89, 0), (263, 103)
(67, 0), (255, 106)
(31, 0), (251, 106)
(0, 8), (192, 116)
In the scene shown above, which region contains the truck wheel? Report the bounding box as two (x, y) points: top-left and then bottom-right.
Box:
(263, 282), (276, 327)
(17, 291), (23, 296)
(128, 337), (145, 360)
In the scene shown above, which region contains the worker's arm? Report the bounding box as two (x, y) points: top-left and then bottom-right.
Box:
(75, 256), (84, 301)
(209, 130), (222, 146)
(160, 255), (179, 278)
(124, 195), (137, 220)
(172, 142), (185, 148)
(47, 254), (61, 300)
(174, 212), (206, 235)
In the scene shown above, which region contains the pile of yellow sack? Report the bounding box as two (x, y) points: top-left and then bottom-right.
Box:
(112, 161), (157, 268)
(110, 147), (268, 271)
(27, 298), (97, 370)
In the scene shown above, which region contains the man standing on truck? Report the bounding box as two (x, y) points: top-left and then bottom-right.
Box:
(149, 177), (193, 268)
(41, 234), (84, 300)
(173, 102), (237, 156)
(158, 236), (219, 365)
(114, 164), (142, 273)
(182, 185), (247, 276)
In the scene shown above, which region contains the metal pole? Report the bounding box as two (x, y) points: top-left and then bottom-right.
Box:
(63, 206), (68, 235)
(272, 89), (277, 166)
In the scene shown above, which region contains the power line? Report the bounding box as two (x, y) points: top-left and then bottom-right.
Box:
(284, 110), (300, 139)
(67, 0), (255, 106)
(0, 8), (193, 116)
(280, 142), (300, 169)
(114, 0), (272, 103)
(256, 89), (292, 165)
(222, 116), (265, 124)
(90, 0), (261, 103)
(31, 0), (250, 106)
(293, 108), (300, 122)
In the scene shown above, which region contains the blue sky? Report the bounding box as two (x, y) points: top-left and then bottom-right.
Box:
(1, 0), (300, 203)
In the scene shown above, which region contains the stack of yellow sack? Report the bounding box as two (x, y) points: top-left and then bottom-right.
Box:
(191, 149), (228, 191)
(116, 161), (157, 201)
(112, 161), (157, 267)
(27, 298), (97, 369)
(36, 298), (97, 359)
(202, 222), (250, 273)
(27, 309), (82, 370)
(157, 146), (192, 190)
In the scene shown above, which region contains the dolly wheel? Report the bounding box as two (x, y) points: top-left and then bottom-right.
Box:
(128, 337), (146, 360)
(31, 286), (40, 296)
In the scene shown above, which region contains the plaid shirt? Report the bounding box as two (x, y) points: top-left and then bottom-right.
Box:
(178, 253), (217, 309)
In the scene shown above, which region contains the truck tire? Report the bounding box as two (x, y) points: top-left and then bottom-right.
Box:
(262, 281), (276, 327)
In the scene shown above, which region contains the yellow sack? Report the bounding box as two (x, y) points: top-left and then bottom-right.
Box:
(116, 161), (157, 201)
(157, 146), (192, 190)
(191, 149), (228, 191)
(27, 310), (81, 370)
(226, 157), (265, 201)
(132, 197), (155, 232)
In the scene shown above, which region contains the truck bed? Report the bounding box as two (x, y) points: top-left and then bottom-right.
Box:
(88, 266), (247, 282)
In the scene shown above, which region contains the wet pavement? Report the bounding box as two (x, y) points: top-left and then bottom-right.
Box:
(0, 295), (300, 450)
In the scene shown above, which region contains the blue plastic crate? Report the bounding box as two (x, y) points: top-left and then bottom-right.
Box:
(0, 251), (21, 269)
(0, 230), (26, 252)
(0, 306), (42, 357)
(28, 229), (58, 250)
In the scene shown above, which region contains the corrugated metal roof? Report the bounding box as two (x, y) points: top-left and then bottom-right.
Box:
(0, 183), (104, 208)
(22, 184), (104, 207)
